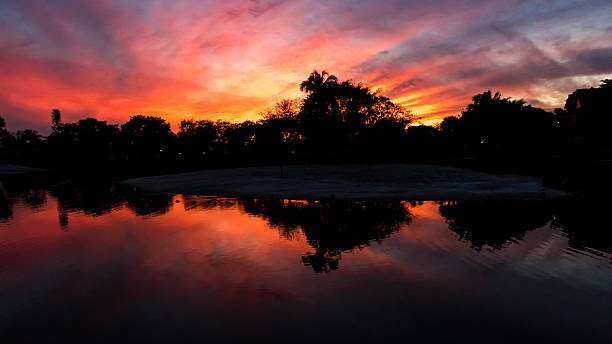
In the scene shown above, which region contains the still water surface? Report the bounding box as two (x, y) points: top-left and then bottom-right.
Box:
(1, 182), (611, 342)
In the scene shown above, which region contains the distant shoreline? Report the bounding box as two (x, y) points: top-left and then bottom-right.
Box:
(123, 164), (569, 201)
(0, 164), (44, 176)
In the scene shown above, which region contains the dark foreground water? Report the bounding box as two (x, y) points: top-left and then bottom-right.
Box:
(0, 181), (611, 343)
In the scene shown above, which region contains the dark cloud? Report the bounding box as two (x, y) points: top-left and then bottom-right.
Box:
(387, 78), (422, 97)
(480, 47), (612, 88)
(568, 47), (612, 74)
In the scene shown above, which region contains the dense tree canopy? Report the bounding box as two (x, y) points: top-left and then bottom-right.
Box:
(0, 74), (609, 176)
(439, 90), (557, 157)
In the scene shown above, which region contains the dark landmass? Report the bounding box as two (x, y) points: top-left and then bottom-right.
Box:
(1, 73), (611, 196)
(124, 164), (568, 201)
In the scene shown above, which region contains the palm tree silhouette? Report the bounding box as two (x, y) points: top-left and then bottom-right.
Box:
(299, 70), (338, 94)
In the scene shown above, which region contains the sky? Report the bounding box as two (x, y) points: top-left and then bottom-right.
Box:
(1, 0), (611, 133)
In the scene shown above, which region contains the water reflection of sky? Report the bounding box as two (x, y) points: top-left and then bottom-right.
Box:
(0, 186), (611, 342)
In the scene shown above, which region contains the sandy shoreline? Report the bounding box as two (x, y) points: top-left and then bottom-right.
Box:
(123, 164), (569, 201)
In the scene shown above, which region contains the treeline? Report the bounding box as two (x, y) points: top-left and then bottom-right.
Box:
(1, 71), (611, 179)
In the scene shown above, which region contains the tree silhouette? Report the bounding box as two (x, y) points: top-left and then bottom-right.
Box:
(560, 80), (612, 158)
(178, 119), (224, 160)
(119, 115), (176, 161)
(0, 72), (609, 183)
(15, 129), (44, 146)
(47, 117), (118, 168)
(298, 72), (411, 160)
(299, 70), (338, 94)
(254, 99), (301, 167)
(226, 121), (256, 154)
(439, 90), (557, 159)
(51, 109), (61, 132)
(0, 116), (11, 149)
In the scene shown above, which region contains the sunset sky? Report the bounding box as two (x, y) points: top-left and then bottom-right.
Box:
(1, 0), (611, 132)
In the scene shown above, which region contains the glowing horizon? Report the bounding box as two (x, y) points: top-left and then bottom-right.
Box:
(1, 0), (611, 133)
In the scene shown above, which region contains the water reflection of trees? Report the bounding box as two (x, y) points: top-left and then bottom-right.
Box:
(0, 179), (174, 228)
(122, 190), (174, 217)
(438, 200), (612, 261)
(50, 180), (123, 217)
(551, 202), (612, 260)
(0, 178), (48, 223)
(238, 198), (412, 273)
(24, 189), (47, 210)
(438, 201), (553, 251)
(49, 182), (174, 228)
(3, 178), (611, 265)
(0, 194), (14, 223)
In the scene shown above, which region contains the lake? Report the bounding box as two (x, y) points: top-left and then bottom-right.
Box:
(1, 180), (611, 342)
